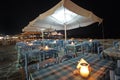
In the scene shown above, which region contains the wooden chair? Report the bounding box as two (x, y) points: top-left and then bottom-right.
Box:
(97, 46), (104, 59)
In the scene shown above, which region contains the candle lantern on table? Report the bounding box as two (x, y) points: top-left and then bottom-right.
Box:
(77, 58), (91, 78)
(44, 45), (49, 50)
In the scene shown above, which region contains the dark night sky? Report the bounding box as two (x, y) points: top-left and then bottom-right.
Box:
(0, 0), (119, 38)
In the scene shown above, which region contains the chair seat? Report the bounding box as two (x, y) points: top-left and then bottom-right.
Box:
(60, 54), (75, 62)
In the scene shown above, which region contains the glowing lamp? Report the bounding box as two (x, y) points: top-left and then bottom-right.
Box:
(44, 45), (49, 50)
(89, 39), (92, 42)
(71, 42), (74, 45)
(53, 40), (56, 43)
(77, 58), (90, 78)
(79, 63), (90, 78)
(28, 43), (33, 46)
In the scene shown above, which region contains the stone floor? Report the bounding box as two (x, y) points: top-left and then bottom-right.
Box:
(0, 45), (23, 80)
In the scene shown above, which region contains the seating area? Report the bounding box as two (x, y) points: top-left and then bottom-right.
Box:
(103, 41), (120, 80)
(14, 39), (120, 80)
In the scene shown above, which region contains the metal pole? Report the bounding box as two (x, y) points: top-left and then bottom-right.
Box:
(41, 30), (44, 41)
(40, 28), (45, 41)
(64, 24), (67, 41)
(25, 53), (28, 80)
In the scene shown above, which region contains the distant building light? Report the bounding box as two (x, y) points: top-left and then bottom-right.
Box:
(0, 36), (4, 40)
(12, 36), (18, 39)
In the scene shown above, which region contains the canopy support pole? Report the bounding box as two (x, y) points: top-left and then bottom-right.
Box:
(40, 29), (45, 41)
(41, 31), (44, 40)
(64, 24), (67, 41)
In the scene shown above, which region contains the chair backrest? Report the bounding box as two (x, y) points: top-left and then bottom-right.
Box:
(97, 46), (104, 59)
(117, 60), (120, 68)
(97, 46), (104, 54)
(113, 41), (119, 48)
(59, 54), (73, 62)
(27, 50), (59, 74)
(76, 44), (82, 55)
(28, 57), (58, 73)
(81, 42), (90, 54)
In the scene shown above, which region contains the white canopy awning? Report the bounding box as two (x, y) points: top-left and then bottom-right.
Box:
(22, 0), (102, 40)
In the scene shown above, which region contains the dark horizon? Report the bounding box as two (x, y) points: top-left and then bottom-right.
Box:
(0, 0), (119, 39)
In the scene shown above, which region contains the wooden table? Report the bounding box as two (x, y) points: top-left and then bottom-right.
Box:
(30, 54), (113, 80)
(65, 44), (83, 56)
(103, 47), (120, 59)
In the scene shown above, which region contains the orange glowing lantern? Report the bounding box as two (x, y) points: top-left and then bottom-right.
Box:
(77, 58), (90, 78)
(79, 63), (90, 78)
(44, 45), (49, 50)
(28, 43), (33, 46)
